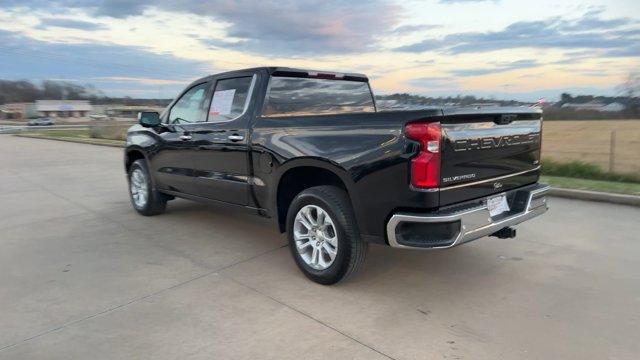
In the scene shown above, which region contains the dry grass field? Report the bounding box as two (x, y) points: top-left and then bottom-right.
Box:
(543, 119), (640, 174)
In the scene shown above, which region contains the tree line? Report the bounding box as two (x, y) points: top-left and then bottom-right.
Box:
(2, 78), (638, 119)
(0, 80), (171, 107)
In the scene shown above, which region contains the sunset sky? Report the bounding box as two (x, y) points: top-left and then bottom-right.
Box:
(1, 0), (639, 101)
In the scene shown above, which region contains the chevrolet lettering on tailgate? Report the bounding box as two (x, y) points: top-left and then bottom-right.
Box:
(453, 133), (540, 152)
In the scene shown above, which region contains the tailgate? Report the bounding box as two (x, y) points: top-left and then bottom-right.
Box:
(439, 108), (542, 206)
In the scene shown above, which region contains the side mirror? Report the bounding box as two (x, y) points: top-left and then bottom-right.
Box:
(138, 112), (161, 127)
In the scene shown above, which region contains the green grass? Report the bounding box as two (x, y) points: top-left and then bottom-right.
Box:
(17, 131), (124, 147)
(541, 176), (640, 196)
(31, 129), (91, 138)
(542, 158), (640, 183)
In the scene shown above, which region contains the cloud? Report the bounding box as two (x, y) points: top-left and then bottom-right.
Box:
(0, 1), (635, 100)
(414, 59), (436, 65)
(439, 0), (497, 3)
(395, 39), (445, 53)
(92, 1), (149, 18)
(2, 0), (402, 55)
(396, 12), (640, 57)
(390, 24), (440, 35)
(603, 45), (640, 58)
(551, 50), (595, 65)
(198, 38), (238, 50)
(0, 0), (150, 19)
(562, 9), (632, 31)
(574, 69), (612, 77)
(0, 29), (212, 97)
(196, 0), (402, 54)
(37, 18), (107, 31)
(409, 76), (460, 90)
(92, 76), (188, 85)
(450, 59), (539, 77)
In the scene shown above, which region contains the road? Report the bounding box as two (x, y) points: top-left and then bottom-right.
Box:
(1, 135), (638, 360)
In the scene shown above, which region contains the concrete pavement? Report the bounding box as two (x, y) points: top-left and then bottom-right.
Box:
(1, 136), (639, 359)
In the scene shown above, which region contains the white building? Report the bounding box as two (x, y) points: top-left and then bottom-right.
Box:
(562, 101), (606, 111)
(562, 101), (626, 112)
(600, 102), (626, 112)
(36, 100), (92, 118)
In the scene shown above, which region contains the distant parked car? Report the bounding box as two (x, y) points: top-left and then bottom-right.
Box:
(89, 114), (110, 121)
(27, 118), (55, 126)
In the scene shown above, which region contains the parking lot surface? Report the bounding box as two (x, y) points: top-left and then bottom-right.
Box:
(1, 136), (639, 359)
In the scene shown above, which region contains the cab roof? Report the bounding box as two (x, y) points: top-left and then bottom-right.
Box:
(202, 67), (369, 82)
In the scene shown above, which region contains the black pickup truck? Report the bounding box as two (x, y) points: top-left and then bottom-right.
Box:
(125, 67), (549, 284)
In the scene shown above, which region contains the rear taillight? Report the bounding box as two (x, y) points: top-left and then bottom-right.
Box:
(405, 122), (441, 189)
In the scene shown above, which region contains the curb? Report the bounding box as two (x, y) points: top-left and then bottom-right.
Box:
(549, 187), (640, 207)
(13, 134), (125, 148)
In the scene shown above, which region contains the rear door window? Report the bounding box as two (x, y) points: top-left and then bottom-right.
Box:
(207, 76), (255, 123)
(262, 77), (375, 117)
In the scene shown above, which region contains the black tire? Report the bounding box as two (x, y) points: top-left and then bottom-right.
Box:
(128, 159), (167, 216)
(286, 186), (367, 285)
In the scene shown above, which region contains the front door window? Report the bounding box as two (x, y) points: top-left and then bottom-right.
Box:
(168, 83), (209, 124)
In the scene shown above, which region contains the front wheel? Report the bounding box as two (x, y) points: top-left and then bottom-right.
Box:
(286, 186), (367, 285)
(128, 159), (167, 216)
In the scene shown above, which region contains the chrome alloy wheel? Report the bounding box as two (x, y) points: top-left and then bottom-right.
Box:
(130, 168), (148, 208)
(293, 205), (339, 270)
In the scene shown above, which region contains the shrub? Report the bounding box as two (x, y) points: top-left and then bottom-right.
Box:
(89, 123), (128, 141)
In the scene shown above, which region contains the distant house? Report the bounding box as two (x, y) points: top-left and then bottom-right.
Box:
(561, 101), (626, 112)
(0, 102), (37, 120)
(36, 100), (92, 118)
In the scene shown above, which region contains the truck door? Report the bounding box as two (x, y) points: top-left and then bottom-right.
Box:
(190, 73), (258, 205)
(150, 81), (212, 195)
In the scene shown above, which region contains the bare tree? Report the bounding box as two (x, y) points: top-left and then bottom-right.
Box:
(615, 72), (640, 116)
(619, 72), (640, 97)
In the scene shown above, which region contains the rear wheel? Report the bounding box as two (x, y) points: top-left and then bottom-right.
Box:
(286, 186), (367, 285)
(128, 159), (167, 216)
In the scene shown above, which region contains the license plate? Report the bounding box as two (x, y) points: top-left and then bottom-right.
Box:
(487, 194), (510, 217)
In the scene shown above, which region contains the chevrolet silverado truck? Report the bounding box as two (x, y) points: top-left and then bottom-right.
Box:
(125, 67), (549, 284)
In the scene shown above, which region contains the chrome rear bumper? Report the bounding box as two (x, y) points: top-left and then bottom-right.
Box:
(386, 184), (550, 249)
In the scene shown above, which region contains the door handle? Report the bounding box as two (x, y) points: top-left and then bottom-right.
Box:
(228, 134), (244, 142)
(179, 134), (192, 141)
